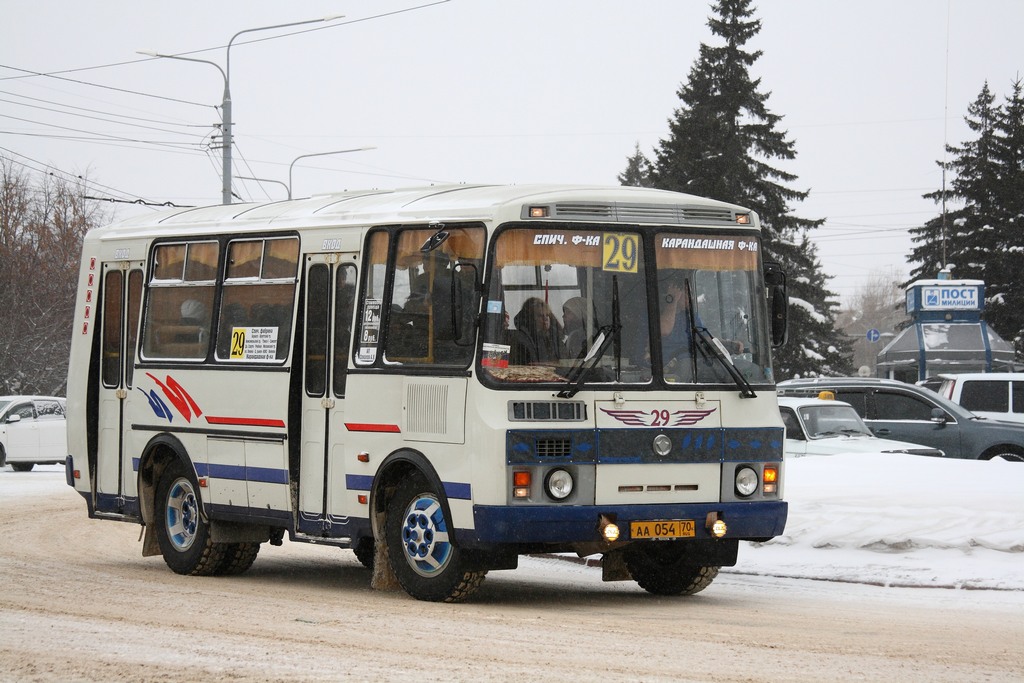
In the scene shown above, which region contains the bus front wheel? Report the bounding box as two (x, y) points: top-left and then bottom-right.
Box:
(155, 460), (225, 576)
(624, 542), (720, 596)
(384, 475), (485, 602)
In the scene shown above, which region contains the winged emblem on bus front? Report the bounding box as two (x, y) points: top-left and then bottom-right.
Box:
(600, 407), (716, 427)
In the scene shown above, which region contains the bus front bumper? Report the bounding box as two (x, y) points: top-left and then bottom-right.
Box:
(468, 500), (787, 545)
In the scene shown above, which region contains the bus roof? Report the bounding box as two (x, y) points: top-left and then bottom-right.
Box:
(91, 183), (758, 240)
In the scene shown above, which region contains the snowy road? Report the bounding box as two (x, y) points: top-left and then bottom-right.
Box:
(1, 467), (1022, 682)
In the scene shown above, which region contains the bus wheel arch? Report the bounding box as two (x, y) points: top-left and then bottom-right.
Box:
(137, 434), (193, 556)
(370, 450), (485, 602)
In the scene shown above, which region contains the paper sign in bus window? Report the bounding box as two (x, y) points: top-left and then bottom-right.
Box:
(230, 326), (279, 361)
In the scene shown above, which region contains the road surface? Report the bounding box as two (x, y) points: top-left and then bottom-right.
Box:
(1, 469), (1022, 682)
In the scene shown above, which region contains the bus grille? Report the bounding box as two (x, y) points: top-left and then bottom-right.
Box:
(535, 438), (573, 458)
(508, 401), (587, 421)
(406, 383), (448, 434)
(547, 202), (738, 225)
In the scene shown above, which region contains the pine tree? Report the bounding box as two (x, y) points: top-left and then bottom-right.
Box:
(909, 83), (1001, 283)
(624, 0), (850, 378)
(987, 78), (1024, 350)
(908, 80), (1024, 353)
(618, 142), (653, 187)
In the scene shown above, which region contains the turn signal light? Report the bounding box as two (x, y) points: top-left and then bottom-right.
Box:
(513, 470), (531, 498)
(763, 466), (778, 494)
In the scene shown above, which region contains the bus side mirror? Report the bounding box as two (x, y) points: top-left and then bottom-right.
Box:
(764, 262), (788, 348)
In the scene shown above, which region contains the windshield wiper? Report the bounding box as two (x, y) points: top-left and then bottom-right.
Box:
(683, 278), (756, 399)
(558, 323), (620, 399)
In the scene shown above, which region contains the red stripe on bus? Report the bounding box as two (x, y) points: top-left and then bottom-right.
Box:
(345, 423), (401, 433)
(206, 416), (286, 428)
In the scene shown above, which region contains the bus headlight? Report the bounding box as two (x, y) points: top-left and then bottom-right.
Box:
(545, 468), (574, 500)
(735, 467), (758, 497)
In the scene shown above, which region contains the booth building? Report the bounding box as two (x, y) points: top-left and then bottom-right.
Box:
(876, 276), (1019, 383)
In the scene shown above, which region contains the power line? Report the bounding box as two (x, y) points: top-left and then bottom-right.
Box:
(0, 97), (215, 138)
(0, 63), (209, 107)
(0, 89), (211, 128)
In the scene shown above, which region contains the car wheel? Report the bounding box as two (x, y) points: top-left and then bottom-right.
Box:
(0, 446), (6, 468)
(11, 462), (34, 472)
(155, 459), (225, 576)
(624, 542), (720, 596)
(385, 474), (485, 602)
(987, 450), (1024, 463)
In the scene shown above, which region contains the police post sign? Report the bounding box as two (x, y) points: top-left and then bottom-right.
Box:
(921, 285), (980, 310)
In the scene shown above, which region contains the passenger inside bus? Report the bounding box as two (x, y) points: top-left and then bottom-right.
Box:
(561, 296), (597, 360)
(509, 297), (563, 365)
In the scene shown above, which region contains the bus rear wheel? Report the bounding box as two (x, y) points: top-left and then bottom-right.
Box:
(155, 460), (225, 576)
(385, 475), (485, 602)
(624, 542), (720, 596)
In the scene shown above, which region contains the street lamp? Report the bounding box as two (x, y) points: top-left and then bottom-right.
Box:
(236, 176), (290, 199)
(138, 14), (343, 204)
(288, 147), (376, 199)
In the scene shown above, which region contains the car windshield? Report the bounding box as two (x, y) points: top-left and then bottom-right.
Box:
(479, 226), (773, 388)
(799, 404), (873, 438)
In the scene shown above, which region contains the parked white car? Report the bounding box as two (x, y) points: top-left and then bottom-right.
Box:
(778, 395), (945, 458)
(934, 373), (1024, 424)
(0, 396), (68, 472)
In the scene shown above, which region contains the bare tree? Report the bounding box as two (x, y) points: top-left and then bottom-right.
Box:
(0, 157), (108, 395)
(836, 268), (909, 375)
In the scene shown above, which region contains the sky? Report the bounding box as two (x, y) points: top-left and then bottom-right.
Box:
(8, 451), (1023, 592)
(3, 0), (1023, 307)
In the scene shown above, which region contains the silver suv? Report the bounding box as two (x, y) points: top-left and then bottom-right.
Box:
(777, 378), (1024, 462)
(0, 396), (68, 472)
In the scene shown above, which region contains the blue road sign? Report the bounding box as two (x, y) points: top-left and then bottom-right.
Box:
(866, 328), (881, 343)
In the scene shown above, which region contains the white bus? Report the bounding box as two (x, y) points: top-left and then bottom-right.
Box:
(66, 184), (789, 602)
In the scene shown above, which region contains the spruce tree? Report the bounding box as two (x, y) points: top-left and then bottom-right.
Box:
(618, 142), (653, 188)
(909, 83), (1001, 283)
(624, 0), (850, 378)
(909, 80), (1024, 354)
(987, 78), (1024, 351)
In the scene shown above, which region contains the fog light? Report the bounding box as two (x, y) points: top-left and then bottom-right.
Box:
(598, 518), (618, 544)
(546, 468), (574, 500)
(706, 512), (728, 538)
(735, 466), (758, 497)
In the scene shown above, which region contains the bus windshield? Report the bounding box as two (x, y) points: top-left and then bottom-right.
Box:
(479, 226), (773, 387)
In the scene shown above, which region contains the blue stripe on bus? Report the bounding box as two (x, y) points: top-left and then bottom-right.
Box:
(192, 462), (289, 484)
(345, 473), (472, 500)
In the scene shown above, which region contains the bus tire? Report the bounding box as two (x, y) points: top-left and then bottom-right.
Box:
(155, 459), (225, 576)
(215, 542), (261, 576)
(352, 537), (375, 570)
(385, 475), (485, 602)
(624, 543), (720, 596)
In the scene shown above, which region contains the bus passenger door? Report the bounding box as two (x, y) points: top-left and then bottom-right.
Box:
(95, 264), (143, 512)
(298, 254), (358, 534)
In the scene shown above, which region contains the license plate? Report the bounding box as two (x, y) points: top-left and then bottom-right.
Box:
(630, 519), (695, 539)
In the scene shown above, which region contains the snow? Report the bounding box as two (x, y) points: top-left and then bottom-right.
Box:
(4, 455), (1022, 592)
(734, 452), (1024, 591)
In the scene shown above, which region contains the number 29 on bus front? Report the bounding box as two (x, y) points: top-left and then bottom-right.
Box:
(603, 233), (638, 273)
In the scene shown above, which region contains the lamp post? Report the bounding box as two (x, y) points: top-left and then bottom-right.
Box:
(138, 14), (342, 204)
(236, 176), (290, 199)
(288, 147), (376, 199)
